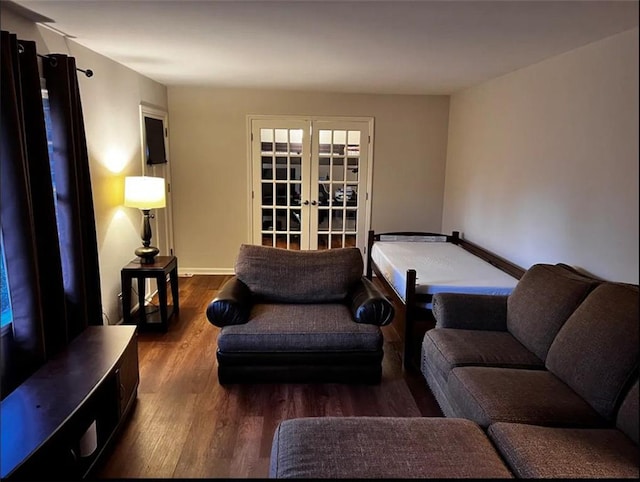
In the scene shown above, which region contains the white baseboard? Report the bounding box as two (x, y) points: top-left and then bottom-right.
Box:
(178, 267), (235, 276)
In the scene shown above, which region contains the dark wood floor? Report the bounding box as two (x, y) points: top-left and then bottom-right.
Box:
(94, 275), (442, 478)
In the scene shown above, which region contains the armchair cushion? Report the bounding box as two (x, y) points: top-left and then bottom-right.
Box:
(217, 303), (382, 353)
(206, 276), (252, 327)
(235, 244), (363, 303)
(348, 277), (395, 326)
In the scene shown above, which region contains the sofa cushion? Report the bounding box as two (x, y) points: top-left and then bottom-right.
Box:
(217, 303), (382, 353)
(421, 329), (545, 419)
(432, 293), (509, 331)
(488, 422), (639, 478)
(447, 366), (605, 428)
(422, 328), (544, 384)
(617, 379), (639, 445)
(546, 282), (639, 421)
(270, 417), (513, 478)
(235, 244), (363, 303)
(506, 263), (600, 361)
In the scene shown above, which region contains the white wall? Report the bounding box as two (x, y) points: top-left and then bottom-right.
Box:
(5, 5), (636, 319)
(168, 88), (449, 273)
(443, 28), (639, 283)
(1, 7), (169, 324)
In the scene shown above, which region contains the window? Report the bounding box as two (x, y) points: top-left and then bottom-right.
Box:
(0, 83), (57, 333)
(42, 85), (62, 236)
(1, 232), (12, 330)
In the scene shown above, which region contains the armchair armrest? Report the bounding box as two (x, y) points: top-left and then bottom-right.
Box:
(206, 276), (252, 327)
(432, 293), (508, 331)
(348, 277), (395, 326)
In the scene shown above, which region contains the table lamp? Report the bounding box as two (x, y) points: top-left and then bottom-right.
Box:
(124, 176), (166, 264)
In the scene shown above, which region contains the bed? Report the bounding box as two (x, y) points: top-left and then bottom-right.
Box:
(366, 230), (524, 370)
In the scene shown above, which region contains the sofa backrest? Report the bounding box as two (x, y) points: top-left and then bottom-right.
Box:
(506, 264), (601, 361)
(235, 244), (364, 303)
(546, 282), (639, 421)
(617, 379), (639, 445)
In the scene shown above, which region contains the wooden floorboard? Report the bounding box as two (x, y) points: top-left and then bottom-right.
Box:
(94, 275), (442, 479)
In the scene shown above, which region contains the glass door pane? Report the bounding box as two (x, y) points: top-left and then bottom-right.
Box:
(252, 120), (310, 250)
(311, 124), (367, 253)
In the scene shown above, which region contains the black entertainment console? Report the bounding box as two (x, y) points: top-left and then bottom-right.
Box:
(1, 325), (139, 479)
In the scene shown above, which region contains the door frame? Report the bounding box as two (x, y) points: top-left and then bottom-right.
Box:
(246, 114), (375, 253)
(139, 103), (175, 257)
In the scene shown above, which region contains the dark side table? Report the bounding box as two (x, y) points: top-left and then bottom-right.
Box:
(121, 255), (179, 332)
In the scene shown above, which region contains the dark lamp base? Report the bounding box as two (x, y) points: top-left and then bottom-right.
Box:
(135, 246), (160, 264)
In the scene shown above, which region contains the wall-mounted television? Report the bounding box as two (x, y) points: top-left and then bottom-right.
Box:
(144, 116), (167, 164)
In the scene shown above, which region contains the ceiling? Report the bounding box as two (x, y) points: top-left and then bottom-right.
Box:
(8, 0), (640, 95)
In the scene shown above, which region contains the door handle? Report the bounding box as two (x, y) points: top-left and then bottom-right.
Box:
(303, 200), (309, 205)
(311, 200), (318, 206)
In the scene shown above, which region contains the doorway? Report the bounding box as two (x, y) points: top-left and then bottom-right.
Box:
(249, 116), (373, 257)
(140, 104), (174, 257)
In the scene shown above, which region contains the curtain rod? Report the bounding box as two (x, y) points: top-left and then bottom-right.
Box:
(36, 53), (94, 78)
(16, 43), (93, 78)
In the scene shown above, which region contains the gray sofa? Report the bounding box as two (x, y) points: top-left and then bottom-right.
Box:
(269, 263), (639, 478)
(206, 244), (394, 384)
(420, 263), (639, 477)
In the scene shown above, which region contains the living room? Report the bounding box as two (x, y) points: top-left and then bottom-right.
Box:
(1, 0), (638, 478)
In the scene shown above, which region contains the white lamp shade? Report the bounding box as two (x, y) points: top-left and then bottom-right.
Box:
(124, 176), (166, 209)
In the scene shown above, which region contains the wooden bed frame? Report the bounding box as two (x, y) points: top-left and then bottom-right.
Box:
(365, 230), (525, 370)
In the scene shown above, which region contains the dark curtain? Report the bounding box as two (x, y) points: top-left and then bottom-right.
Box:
(0, 31), (102, 399)
(44, 54), (102, 338)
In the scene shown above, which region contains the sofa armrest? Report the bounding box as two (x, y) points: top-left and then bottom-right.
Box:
(432, 293), (508, 331)
(348, 277), (395, 326)
(206, 276), (252, 327)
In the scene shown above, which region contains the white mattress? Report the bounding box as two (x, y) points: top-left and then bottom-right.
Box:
(371, 241), (518, 307)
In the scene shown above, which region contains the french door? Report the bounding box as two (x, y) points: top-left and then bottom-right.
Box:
(250, 117), (373, 255)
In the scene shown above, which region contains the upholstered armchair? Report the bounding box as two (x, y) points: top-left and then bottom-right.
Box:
(206, 244), (395, 384)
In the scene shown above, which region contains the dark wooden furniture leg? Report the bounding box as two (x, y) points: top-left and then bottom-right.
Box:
(171, 260), (179, 314)
(157, 272), (168, 332)
(121, 271), (132, 325)
(136, 276), (146, 324)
